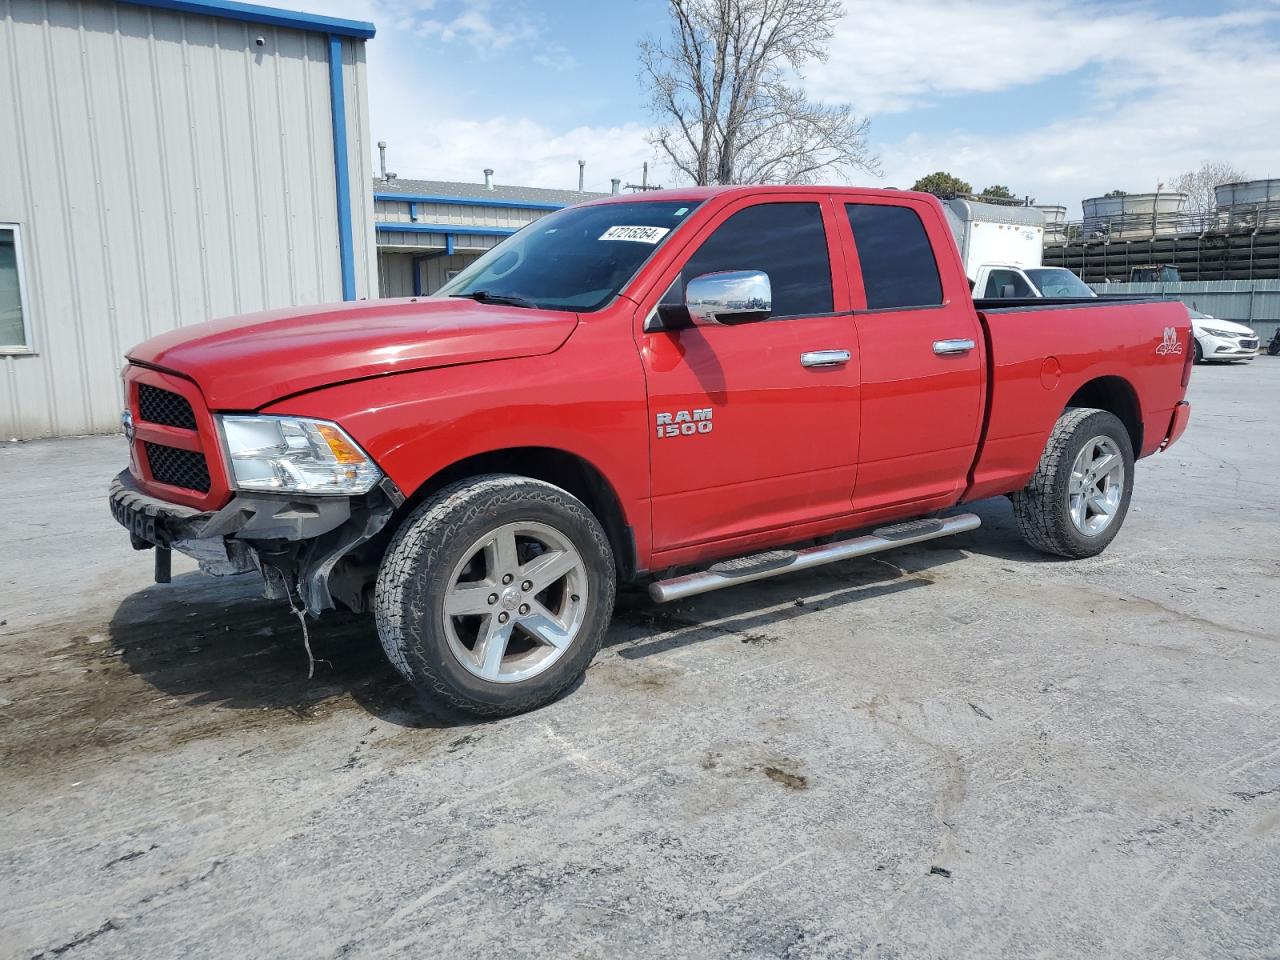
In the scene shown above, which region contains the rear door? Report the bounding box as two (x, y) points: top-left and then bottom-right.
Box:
(638, 196), (860, 553)
(837, 197), (986, 514)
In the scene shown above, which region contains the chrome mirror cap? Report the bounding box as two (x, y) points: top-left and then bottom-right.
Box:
(685, 270), (772, 326)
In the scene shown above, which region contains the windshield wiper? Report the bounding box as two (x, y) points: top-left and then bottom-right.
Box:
(449, 290), (538, 309)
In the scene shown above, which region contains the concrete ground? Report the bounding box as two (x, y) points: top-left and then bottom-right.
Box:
(2, 359), (1278, 960)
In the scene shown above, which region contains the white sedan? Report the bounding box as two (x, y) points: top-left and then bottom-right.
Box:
(1190, 310), (1259, 363)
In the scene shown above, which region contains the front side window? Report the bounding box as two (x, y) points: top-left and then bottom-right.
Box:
(670, 202), (833, 318)
(435, 200), (700, 312)
(983, 269), (1034, 298)
(0, 225), (30, 350)
(846, 203), (943, 310)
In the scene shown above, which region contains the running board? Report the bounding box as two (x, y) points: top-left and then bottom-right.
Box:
(648, 513), (981, 604)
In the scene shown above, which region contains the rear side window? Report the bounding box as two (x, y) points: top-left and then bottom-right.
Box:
(676, 202), (833, 318)
(846, 204), (943, 310)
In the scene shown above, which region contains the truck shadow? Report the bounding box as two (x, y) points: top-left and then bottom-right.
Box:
(103, 499), (1053, 726)
(107, 574), (468, 730)
(609, 499), (1062, 660)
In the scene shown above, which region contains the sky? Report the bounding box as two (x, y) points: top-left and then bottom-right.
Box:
(304, 0), (1280, 213)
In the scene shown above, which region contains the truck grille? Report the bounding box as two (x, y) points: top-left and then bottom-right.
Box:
(138, 383), (198, 429)
(144, 442), (211, 493)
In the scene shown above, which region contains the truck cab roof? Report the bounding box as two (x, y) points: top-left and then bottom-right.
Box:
(578, 184), (936, 207)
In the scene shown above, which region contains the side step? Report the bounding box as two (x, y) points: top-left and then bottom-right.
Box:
(648, 513), (981, 604)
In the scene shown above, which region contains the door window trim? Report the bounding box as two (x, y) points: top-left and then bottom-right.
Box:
(633, 193), (853, 325)
(0, 222), (34, 355)
(835, 196), (960, 315)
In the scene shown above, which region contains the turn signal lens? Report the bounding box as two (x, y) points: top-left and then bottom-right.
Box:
(316, 423), (366, 464)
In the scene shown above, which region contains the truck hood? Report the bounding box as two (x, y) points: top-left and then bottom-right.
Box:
(128, 297), (578, 410)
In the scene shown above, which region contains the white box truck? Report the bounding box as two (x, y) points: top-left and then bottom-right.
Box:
(944, 198), (1095, 299)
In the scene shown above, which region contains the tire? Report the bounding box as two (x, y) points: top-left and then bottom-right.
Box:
(374, 474), (616, 717)
(1011, 408), (1135, 559)
(1193, 338), (1204, 363)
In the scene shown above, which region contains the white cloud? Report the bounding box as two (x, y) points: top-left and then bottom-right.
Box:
(303, 0), (655, 191)
(808, 0), (1280, 206)
(308, 0), (1279, 207)
(378, 115), (662, 192)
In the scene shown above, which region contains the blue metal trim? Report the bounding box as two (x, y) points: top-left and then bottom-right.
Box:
(376, 223), (517, 238)
(446, 234), (455, 256)
(116, 0), (375, 37)
(408, 201), (418, 222)
(373, 192), (565, 212)
(411, 255), (424, 297)
(327, 35), (357, 301)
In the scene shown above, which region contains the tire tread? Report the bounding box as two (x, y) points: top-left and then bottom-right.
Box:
(374, 474), (615, 717)
(1011, 407), (1132, 559)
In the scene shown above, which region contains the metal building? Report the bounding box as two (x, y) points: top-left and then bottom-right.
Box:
(374, 177), (606, 298)
(0, 0), (377, 439)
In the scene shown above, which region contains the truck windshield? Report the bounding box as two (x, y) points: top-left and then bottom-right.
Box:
(1025, 268), (1095, 298)
(435, 200), (701, 312)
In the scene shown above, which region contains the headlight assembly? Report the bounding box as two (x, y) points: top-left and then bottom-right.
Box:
(1202, 327), (1242, 339)
(218, 415), (382, 495)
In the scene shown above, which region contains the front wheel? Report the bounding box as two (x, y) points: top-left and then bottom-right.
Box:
(1012, 408), (1135, 559)
(374, 474), (616, 717)
(1193, 338), (1204, 363)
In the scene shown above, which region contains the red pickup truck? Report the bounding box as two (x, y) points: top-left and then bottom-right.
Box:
(110, 186), (1192, 716)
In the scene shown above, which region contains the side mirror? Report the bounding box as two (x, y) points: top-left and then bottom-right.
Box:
(685, 270), (772, 326)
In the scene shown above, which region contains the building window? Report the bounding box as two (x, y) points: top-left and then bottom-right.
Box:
(445, 269), (462, 283)
(0, 224), (32, 351)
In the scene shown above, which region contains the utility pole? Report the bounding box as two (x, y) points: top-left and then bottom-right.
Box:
(625, 162), (664, 192)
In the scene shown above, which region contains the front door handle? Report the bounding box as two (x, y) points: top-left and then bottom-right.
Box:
(933, 338), (976, 356)
(801, 349), (851, 368)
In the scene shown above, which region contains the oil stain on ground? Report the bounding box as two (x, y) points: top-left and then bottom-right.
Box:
(0, 573), (448, 789)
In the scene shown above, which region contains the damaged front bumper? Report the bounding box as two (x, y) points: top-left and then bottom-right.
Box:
(108, 470), (403, 615)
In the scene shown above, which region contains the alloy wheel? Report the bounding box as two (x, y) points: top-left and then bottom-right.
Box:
(1068, 436), (1125, 536)
(441, 521), (589, 683)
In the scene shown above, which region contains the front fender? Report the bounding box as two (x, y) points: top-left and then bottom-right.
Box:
(261, 318), (654, 562)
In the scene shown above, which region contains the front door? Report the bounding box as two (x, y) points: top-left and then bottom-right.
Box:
(638, 198), (861, 554)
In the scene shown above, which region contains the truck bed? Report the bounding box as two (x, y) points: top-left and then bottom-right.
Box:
(963, 297), (1190, 503)
(972, 294), (1155, 311)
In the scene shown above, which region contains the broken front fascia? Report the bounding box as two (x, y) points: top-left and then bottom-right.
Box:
(108, 471), (403, 615)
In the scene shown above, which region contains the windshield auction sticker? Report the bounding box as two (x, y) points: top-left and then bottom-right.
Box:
(599, 225), (670, 244)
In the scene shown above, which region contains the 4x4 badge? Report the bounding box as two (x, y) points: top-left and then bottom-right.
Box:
(1155, 327), (1183, 356)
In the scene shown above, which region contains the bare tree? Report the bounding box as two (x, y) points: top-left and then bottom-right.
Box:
(640, 0), (879, 185)
(1168, 160), (1247, 230)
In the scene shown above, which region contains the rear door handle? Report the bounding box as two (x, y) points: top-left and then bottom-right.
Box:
(800, 349), (851, 368)
(933, 338), (975, 356)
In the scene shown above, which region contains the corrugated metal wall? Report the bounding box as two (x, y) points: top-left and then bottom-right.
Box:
(0, 0), (375, 439)
(1091, 280), (1280, 342)
(373, 199), (543, 231)
(377, 251), (485, 299)
(376, 229), (505, 254)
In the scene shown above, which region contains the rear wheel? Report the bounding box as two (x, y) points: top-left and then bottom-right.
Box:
(1012, 408), (1134, 559)
(374, 474), (616, 716)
